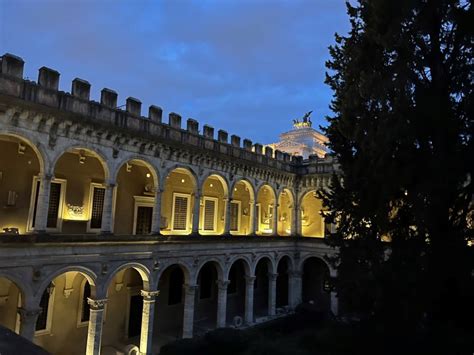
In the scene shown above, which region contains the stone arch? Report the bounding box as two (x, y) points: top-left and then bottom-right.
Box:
(36, 265), (98, 300)
(194, 258), (225, 284)
(0, 132), (48, 234)
(0, 131), (48, 174)
(161, 166), (199, 235)
(253, 256), (274, 317)
(277, 188), (295, 236)
(276, 253), (296, 272)
(255, 184), (277, 235)
(51, 145), (111, 181)
(157, 262), (193, 286)
(113, 155), (160, 189)
(252, 255), (276, 275)
(301, 256), (331, 310)
(0, 272), (30, 306)
(163, 165), (199, 191)
(276, 255), (292, 308)
(298, 255), (332, 274)
(200, 172), (230, 198)
(230, 179), (256, 235)
(102, 262), (152, 294)
(255, 183), (277, 200)
(230, 178), (256, 201)
(0, 274), (27, 333)
(225, 256), (252, 279)
(200, 173), (230, 235)
(299, 189), (325, 238)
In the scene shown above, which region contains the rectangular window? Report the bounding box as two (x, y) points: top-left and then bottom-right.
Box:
(81, 282), (91, 323)
(28, 177), (66, 232)
(135, 206), (153, 234)
(230, 201), (240, 232)
(31, 180), (41, 228)
(36, 283), (54, 333)
(90, 186), (105, 229)
(46, 182), (62, 228)
(172, 194), (190, 231)
(203, 197), (217, 232)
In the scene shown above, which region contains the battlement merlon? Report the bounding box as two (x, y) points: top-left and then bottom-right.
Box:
(0, 53), (336, 174)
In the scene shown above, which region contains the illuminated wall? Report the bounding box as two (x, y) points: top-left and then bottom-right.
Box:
(301, 191), (324, 238)
(256, 185), (276, 235)
(0, 138), (40, 234)
(277, 190), (293, 236)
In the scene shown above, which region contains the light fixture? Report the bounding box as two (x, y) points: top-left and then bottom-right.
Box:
(18, 143), (26, 155)
(210, 183), (213, 188)
(79, 150), (86, 164)
(146, 173), (151, 178)
(181, 178), (185, 183)
(234, 187), (237, 192)
(126, 162), (132, 172)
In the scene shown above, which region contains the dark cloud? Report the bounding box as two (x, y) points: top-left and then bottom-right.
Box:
(0, 0), (349, 143)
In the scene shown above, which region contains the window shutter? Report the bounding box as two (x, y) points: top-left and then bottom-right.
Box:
(173, 196), (188, 230)
(46, 183), (62, 228)
(203, 199), (216, 231)
(230, 202), (239, 231)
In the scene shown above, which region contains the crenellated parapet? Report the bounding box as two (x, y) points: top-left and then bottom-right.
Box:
(0, 53), (338, 194)
(0, 54), (302, 169)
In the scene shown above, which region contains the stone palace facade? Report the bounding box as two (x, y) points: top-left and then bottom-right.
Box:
(0, 54), (339, 355)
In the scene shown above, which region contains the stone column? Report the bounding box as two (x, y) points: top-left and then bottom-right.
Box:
(272, 204), (279, 236)
(288, 271), (302, 309)
(18, 307), (42, 340)
(290, 204), (297, 236)
(191, 190), (201, 235)
(85, 298), (107, 355)
(182, 284), (197, 338)
(223, 198), (232, 235)
(150, 188), (163, 235)
(244, 276), (255, 324)
(268, 273), (278, 316)
(330, 291), (339, 316)
(296, 207), (303, 237)
(216, 280), (230, 328)
(250, 200), (257, 235)
(33, 174), (52, 233)
(139, 290), (160, 355)
(100, 182), (115, 234)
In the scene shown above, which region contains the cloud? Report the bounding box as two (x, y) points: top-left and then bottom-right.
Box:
(0, 0), (349, 143)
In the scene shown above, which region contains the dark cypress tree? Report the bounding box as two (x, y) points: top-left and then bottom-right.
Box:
(321, 0), (473, 333)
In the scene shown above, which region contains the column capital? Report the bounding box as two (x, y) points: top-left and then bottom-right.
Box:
(289, 271), (302, 278)
(87, 298), (108, 310)
(216, 280), (230, 290)
(268, 273), (278, 281)
(18, 307), (42, 321)
(140, 289), (160, 301)
(183, 284), (198, 295)
(244, 276), (256, 284)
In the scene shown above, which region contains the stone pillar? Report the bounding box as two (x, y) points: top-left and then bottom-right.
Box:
(272, 204), (279, 236)
(250, 200), (257, 235)
(86, 298), (107, 355)
(182, 284), (197, 338)
(223, 198), (232, 235)
(151, 188), (163, 235)
(244, 276), (255, 324)
(139, 290), (160, 355)
(290, 204), (297, 236)
(288, 271), (302, 309)
(330, 291), (339, 316)
(18, 307), (42, 340)
(268, 273), (278, 316)
(191, 190), (201, 235)
(296, 207), (303, 237)
(100, 182), (115, 234)
(33, 174), (52, 233)
(216, 280), (230, 328)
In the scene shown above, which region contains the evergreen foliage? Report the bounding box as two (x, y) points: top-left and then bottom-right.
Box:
(321, 0), (474, 330)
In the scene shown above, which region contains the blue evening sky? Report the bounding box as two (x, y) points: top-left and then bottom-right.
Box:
(0, 0), (349, 144)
